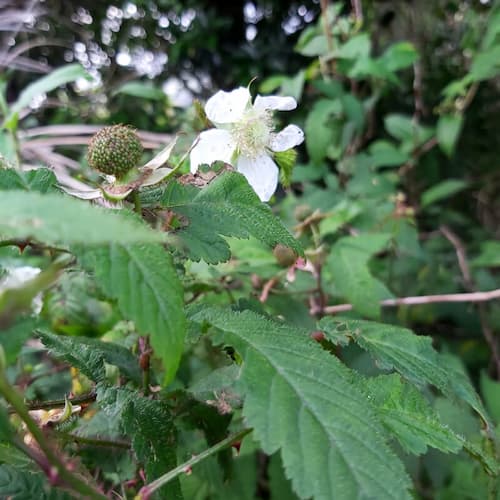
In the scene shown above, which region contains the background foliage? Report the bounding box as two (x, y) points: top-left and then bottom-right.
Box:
(0, 0), (499, 499)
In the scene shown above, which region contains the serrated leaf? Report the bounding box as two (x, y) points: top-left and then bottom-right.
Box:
(191, 307), (412, 500)
(160, 172), (302, 264)
(318, 317), (490, 425)
(76, 243), (186, 384)
(0, 464), (71, 499)
(37, 330), (141, 384)
(0, 168), (57, 193)
(0, 191), (164, 245)
(361, 374), (464, 455)
(274, 149), (297, 188)
(326, 234), (393, 318)
(4, 64), (89, 129)
(122, 395), (180, 499)
(97, 385), (181, 499)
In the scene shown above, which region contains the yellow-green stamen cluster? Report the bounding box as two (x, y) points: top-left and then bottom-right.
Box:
(231, 108), (273, 158)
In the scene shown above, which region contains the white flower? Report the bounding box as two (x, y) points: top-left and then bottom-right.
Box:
(189, 87), (304, 202)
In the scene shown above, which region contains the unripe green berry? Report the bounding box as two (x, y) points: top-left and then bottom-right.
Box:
(87, 125), (143, 178)
(273, 244), (297, 267)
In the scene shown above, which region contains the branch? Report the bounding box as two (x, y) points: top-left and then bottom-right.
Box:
(440, 225), (500, 378)
(323, 289), (500, 315)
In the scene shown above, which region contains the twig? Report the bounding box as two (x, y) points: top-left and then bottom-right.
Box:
(440, 225), (500, 378)
(10, 392), (97, 414)
(322, 288), (500, 315)
(136, 428), (252, 499)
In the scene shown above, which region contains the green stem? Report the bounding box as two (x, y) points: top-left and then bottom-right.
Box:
(0, 372), (107, 500)
(136, 428), (252, 499)
(133, 190), (142, 214)
(57, 431), (131, 450)
(11, 392), (97, 413)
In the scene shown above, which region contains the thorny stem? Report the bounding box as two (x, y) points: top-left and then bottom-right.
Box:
(0, 372), (107, 500)
(8, 391), (97, 414)
(136, 428), (253, 499)
(57, 431), (131, 450)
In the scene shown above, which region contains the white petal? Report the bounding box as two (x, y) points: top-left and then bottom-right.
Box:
(236, 154), (279, 202)
(205, 87), (251, 124)
(270, 124), (304, 152)
(189, 129), (236, 173)
(254, 95), (297, 111)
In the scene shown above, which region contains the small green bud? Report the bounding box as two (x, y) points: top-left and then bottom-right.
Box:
(87, 124), (143, 178)
(273, 244), (298, 267)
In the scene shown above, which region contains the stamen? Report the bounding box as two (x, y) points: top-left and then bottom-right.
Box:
(231, 109), (273, 158)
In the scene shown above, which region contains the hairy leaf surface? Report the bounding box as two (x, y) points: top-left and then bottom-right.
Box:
(97, 385), (181, 499)
(76, 243), (186, 384)
(319, 317), (489, 424)
(159, 172), (302, 263)
(0, 191), (164, 245)
(361, 374), (464, 455)
(37, 330), (141, 384)
(191, 307), (412, 500)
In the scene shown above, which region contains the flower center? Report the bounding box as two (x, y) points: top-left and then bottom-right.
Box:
(231, 108), (273, 158)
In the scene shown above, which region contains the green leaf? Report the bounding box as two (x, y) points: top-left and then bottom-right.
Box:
(274, 149), (297, 188)
(0, 316), (39, 365)
(4, 64), (90, 129)
(159, 172), (302, 264)
(471, 241), (500, 268)
(122, 395), (181, 499)
(76, 243), (186, 384)
(318, 200), (362, 236)
(295, 34), (328, 56)
(191, 307), (412, 500)
(421, 179), (467, 208)
(437, 114), (463, 156)
(318, 317), (490, 425)
(384, 114), (433, 148)
(380, 42), (419, 71)
(368, 141), (409, 168)
(326, 234), (393, 318)
(37, 330), (141, 384)
(0, 168), (57, 193)
(0, 464), (72, 499)
(0, 191), (164, 245)
(114, 81), (165, 100)
(305, 99), (342, 163)
(480, 372), (500, 424)
(361, 374), (463, 455)
(470, 45), (500, 81)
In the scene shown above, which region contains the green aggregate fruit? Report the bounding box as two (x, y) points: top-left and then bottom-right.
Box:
(87, 124), (143, 178)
